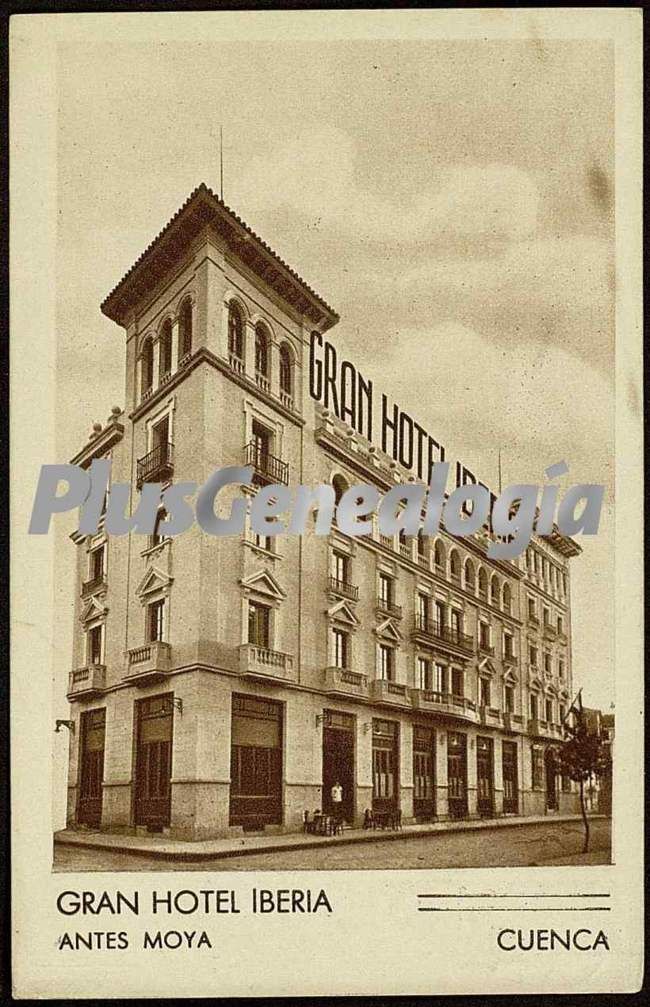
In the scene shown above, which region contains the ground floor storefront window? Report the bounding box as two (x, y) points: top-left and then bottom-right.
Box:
(134, 693), (173, 831)
(230, 694), (283, 829)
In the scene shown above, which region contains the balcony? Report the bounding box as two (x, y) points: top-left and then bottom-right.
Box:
(229, 353), (245, 376)
(81, 573), (106, 597)
(136, 442), (174, 488)
(412, 615), (474, 654)
(503, 711), (525, 733)
(370, 679), (412, 707)
(376, 599), (402, 620)
(125, 641), (172, 684)
(244, 441), (289, 486)
(479, 705), (502, 727)
(528, 717), (554, 738)
(67, 664), (106, 700)
(543, 622), (557, 640)
(239, 643), (295, 684)
(255, 371), (270, 394)
(328, 576), (359, 602)
(410, 689), (477, 723)
(323, 666), (369, 699)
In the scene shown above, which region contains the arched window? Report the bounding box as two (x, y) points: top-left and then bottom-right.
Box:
(464, 558), (475, 591)
(449, 549), (461, 580)
(179, 297), (192, 360)
(228, 302), (244, 361)
(160, 319), (173, 380)
(150, 508), (168, 549)
(141, 338), (154, 398)
(434, 539), (445, 571)
(503, 582), (512, 614)
(417, 530), (427, 559)
(255, 323), (270, 378)
(490, 575), (500, 606)
(279, 344), (293, 398)
(332, 474), (348, 507)
(478, 567), (488, 598)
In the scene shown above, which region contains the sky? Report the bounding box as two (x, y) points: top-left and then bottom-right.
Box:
(54, 32), (615, 710)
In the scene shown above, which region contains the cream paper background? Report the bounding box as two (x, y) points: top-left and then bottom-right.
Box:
(10, 9), (643, 997)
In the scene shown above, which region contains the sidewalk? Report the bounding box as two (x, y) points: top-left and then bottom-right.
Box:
(54, 813), (604, 863)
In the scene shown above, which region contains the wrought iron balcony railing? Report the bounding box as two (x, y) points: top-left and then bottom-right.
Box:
(328, 576), (359, 601)
(136, 442), (174, 488)
(413, 614), (474, 653)
(244, 441), (289, 486)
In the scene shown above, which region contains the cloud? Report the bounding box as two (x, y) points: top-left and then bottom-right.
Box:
(238, 125), (539, 244)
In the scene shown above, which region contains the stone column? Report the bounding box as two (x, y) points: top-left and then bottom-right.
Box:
(135, 355), (143, 403)
(400, 719), (414, 822)
(435, 729), (449, 819)
(171, 318), (180, 373)
(152, 336), (161, 390)
(244, 320), (256, 379)
(493, 735), (504, 815)
(466, 729), (479, 817)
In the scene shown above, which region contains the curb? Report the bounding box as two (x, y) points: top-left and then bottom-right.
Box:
(53, 814), (606, 863)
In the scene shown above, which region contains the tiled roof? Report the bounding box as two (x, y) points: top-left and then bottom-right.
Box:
(101, 183), (339, 329)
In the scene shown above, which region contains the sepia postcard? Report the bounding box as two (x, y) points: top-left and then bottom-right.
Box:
(9, 7), (643, 998)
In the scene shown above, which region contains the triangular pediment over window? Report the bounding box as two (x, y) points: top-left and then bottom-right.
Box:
(503, 667), (519, 686)
(80, 596), (108, 624)
(136, 565), (174, 600)
(240, 569), (286, 600)
(327, 599), (360, 627)
(375, 618), (402, 642)
(478, 657), (496, 678)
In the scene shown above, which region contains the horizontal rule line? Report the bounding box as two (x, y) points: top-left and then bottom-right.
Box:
(417, 907), (612, 912)
(417, 894), (611, 899)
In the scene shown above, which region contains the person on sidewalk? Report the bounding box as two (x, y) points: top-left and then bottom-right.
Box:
(331, 781), (343, 831)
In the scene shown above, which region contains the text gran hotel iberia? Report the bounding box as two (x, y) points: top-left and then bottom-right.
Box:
(65, 183), (582, 841)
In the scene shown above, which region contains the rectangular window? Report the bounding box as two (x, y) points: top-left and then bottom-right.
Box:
(435, 600), (446, 631)
(248, 602), (270, 648)
(503, 632), (514, 659)
(529, 645), (538, 667)
(451, 609), (462, 636)
(378, 644), (394, 681)
(557, 615), (564, 635)
(252, 530), (273, 552)
(479, 677), (490, 707)
(418, 593), (429, 628)
(530, 693), (538, 720)
(479, 622), (490, 648)
(451, 667), (464, 698)
(332, 550), (349, 583)
(559, 704), (566, 724)
(545, 698), (553, 723)
(417, 657), (431, 690)
(558, 659), (565, 680)
(543, 606), (550, 627)
(251, 420), (272, 460)
(531, 746), (544, 789)
(379, 573), (393, 606)
(528, 597), (536, 620)
(505, 686), (514, 713)
(87, 624), (103, 665)
(90, 545), (105, 580)
(147, 599), (166, 643)
(332, 628), (349, 669)
(434, 662), (446, 693)
(544, 653), (551, 674)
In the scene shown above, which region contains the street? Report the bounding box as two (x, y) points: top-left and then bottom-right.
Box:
(53, 817), (611, 872)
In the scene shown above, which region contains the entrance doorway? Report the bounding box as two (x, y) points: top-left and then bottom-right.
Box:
(77, 708), (105, 827)
(502, 740), (519, 814)
(372, 719), (399, 815)
(134, 694), (173, 830)
(230, 694), (283, 829)
(413, 725), (436, 821)
(321, 711), (355, 822)
(476, 736), (494, 817)
(545, 747), (558, 810)
(447, 731), (468, 819)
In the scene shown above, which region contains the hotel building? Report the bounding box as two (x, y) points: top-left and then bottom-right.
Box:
(65, 184), (581, 839)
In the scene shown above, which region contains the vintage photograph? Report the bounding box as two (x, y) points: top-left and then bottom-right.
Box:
(11, 9), (643, 999)
(46, 24), (619, 875)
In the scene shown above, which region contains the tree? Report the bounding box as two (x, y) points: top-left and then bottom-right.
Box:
(556, 707), (611, 853)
